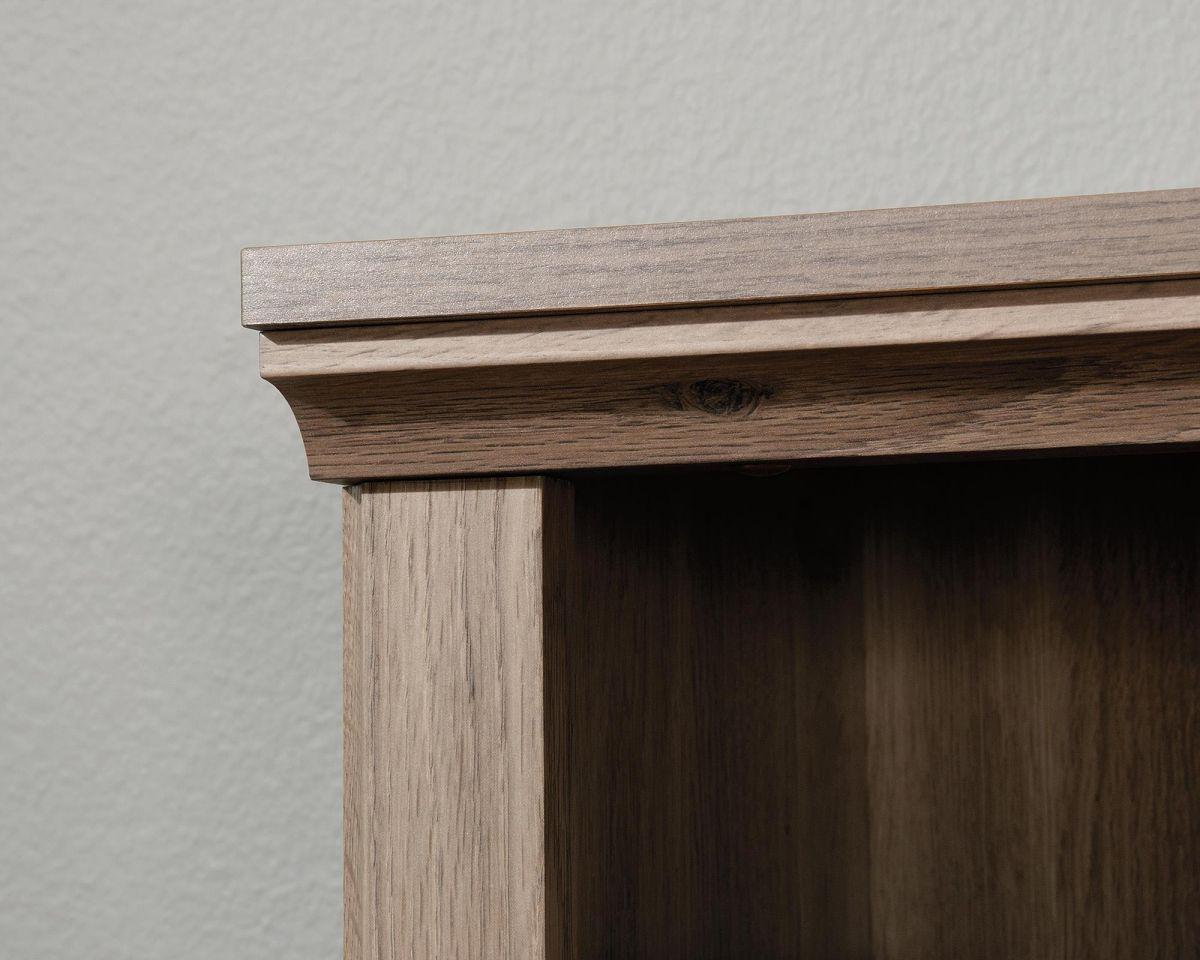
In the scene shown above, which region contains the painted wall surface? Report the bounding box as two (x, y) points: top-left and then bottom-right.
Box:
(2, 1), (1197, 956)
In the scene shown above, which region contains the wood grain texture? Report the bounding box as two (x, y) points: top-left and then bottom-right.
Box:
(343, 479), (559, 960)
(343, 457), (1199, 958)
(862, 455), (1200, 958)
(544, 474), (870, 959)
(243, 187), (1200, 329)
(547, 456), (1199, 956)
(261, 278), (1200, 378)
(270, 324), (1200, 483)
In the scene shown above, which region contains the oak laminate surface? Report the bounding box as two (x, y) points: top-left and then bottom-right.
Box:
(261, 278), (1200, 377)
(545, 474), (870, 959)
(862, 455), (1200, 957)
(243, 187), (1200, 329)
(550, 457), (1200, 958)
(343, 480), (555, 960)
(275, 328), (1200, 482)
(258, 186), (1200, 960)
(341, 457), (1200, 958)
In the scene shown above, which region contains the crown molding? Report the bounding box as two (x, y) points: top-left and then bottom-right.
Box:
(246, 189), (1200, 483)
(258, 286), (1200, 483)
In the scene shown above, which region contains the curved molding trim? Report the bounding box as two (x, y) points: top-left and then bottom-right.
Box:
(260, 278), (1200, 483)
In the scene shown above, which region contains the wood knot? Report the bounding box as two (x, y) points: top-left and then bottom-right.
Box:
(664, 379), (774, 417)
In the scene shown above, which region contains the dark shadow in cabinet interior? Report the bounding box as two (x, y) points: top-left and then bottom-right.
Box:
(543, 453), (1200, 959)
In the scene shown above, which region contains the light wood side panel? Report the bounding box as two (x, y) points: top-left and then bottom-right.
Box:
(243, 187), (1200, 329)
(863, 457), (1200, 958)
(343, 487), (365, 960)
(343, 479), (561, 960)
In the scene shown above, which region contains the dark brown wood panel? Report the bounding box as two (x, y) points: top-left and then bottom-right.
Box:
(863, 456), (1200, 958)
(542, 454), (1200, 958)
(544, 473), (870, 959)
(243, 187), (1200, 329)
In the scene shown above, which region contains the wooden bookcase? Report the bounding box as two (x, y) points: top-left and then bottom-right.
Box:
(243, 188), (1200, 959)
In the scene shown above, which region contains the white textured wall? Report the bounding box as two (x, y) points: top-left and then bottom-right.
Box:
(2, 1), (1197, 956)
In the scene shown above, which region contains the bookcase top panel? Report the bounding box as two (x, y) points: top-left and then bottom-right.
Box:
(242, 187), (1200, 331)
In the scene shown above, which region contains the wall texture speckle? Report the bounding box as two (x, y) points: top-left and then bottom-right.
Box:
(2, 1), (1197, 956)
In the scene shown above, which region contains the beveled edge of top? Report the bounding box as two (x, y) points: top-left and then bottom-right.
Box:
(241, 187), (1200, 331)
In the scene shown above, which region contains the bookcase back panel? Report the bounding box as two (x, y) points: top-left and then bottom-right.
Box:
(548, 454), (1200, 958)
